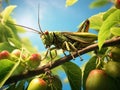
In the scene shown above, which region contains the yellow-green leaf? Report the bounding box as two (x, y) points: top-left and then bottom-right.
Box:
(62, 62), (81, 90)
(110, 27), (120, 36)
(98, 10), (120, 50)
(89, 0), (109, 9)
(89, 13), (104, 30)
(103, 7), (117, 20)
(1, 5), (17, 22)
(65, 0), (78, 7)
(0, 59), (20, 87)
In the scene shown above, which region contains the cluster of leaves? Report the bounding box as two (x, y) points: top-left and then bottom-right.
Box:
(0, 5), (40, 89)
(0, 0), (120, 90)
(89, 7), (120, 49)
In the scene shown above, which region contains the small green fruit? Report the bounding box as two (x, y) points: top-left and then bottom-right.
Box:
(110, 47), (120, 61)
(27, 53), (41, 69)
(86, 69), (117, 90)
(104, 61), (120, 78)
(0, 50), (10, 60)
(27, 78), (47, 90)
(11, 49), (25, 59)
(12, 49), (21, 57)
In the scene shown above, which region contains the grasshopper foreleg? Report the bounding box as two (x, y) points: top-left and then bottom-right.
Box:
(42, 47), (57, 60)
(42, 47), (57, 66)
(49, 47), (57, 60)
(42, 49), (49, 60)
(49, 47), (57, 66)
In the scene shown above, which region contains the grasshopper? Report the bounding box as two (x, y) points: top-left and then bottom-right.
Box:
(10, 19), (97, 60)
(40, 19), (97, 59)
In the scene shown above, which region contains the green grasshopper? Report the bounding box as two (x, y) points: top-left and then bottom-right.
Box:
(41, 19), (97, 59)
(10, 19), (97, 60)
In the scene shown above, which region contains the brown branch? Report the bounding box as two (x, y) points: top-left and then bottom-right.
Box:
(5, 37), (120, 85)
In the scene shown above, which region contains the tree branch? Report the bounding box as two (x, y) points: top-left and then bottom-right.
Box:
(5, 37), (120, 85)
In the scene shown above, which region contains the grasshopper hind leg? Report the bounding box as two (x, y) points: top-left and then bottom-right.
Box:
(73, 42), (83, 61)
(77, 52), (83, 61)
(62, 50), (67, 56)
(63, 41), (77, 59)
(62, 49), (75, 59)
(63, 41), (83, 60)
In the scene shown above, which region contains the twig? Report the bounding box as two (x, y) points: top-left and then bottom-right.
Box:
(5, 37), (120, 85)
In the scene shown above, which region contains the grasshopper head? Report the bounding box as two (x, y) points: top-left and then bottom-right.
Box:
(41, 31), (53, 48)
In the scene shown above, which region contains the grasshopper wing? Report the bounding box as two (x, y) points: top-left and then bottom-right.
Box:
(77, 19), (90, 32)
(62, 32), (97, 43)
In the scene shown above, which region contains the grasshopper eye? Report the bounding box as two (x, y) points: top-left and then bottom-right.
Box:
(44, 31), (49, 35)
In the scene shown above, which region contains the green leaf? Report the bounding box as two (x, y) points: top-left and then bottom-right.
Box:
(0, 23), (14, 42)
(14, 81), (26, 90)
(83, 56), (97, 90)
(62, 62), (81, 90)
(103, 7), (117, 20)
(65, 0), (78, 7)
(0, 59), (20, 87)
(6, 18), (26, 33)
(7, 80), (26, 90)
(89, 13), (103, 30)
(1, 5), (17, 22)
(51, 76), (62, 90)
(0, 59), (14, 87)
(5, 19), (24, 41)
(8, 38), (21, 48)
(94, 47), (108, 56)
(15, 25), (26, 33)
(6, 84), (16, 90)
(89, 0), (109, 9)
(98, 10), (120, 50)
(46, 75), (62, 90)
(0, 42), (16, 52)
(110, 27), (120, 36)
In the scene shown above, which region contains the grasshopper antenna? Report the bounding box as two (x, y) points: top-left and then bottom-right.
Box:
(38, 4), (44, 35)
(6, 22), (41, 34)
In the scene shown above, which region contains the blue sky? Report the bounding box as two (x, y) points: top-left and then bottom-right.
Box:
(3, 0), (112, 89)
